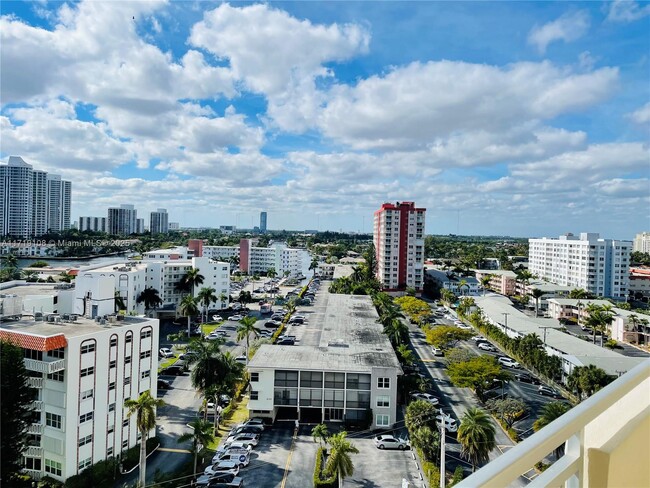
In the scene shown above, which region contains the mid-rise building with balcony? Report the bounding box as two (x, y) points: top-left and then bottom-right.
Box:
(0, 313), (159, 482)
(373, 201), (426, 293)
(529, 233), (631, 299)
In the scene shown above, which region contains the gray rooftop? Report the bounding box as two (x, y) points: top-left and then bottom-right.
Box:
(249, 294), (401, 372)
(0, 283), (74, 298)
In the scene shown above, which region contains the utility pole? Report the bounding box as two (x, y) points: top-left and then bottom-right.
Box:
(539, 326), (553, 345)
(440, 420), (446, 488)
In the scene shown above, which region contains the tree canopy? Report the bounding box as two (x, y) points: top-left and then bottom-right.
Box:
(425, 325), (474, 349)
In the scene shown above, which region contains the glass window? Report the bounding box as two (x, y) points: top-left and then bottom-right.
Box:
(324, 372), (345, 389)
(141, 370), (150, 379)
(377, 377), (390, 389)
(80, 412), (93, 423)
(346, 373), (371, 390)
(250, 372), (259, 382)
(81, 389), (93, 400)
(250, 391), (259, 400)
(47, 348), (65, 359)
(324, 389), (344, 407)
(80, 343), (96, 354)
(299, 389), (323, 407)
(274, 370), (298, 387)
(140, 350), (151, 359)
(80, 367), (94, 377)
(47, 370), (64, 382)
(346, 390), (370, 409)
(110, 337), (118, 347)
(376, 414), (390, 427)
(108, 403), (115, 412)
(123, 419), (129, 427)
(45, 459), (62, 476)
(273, 388), (298, 405)
(376, 395), (390, 408)
(78, 435), (92, 447)
(300, 371), (323, 388)
(46, 412), (62, 429)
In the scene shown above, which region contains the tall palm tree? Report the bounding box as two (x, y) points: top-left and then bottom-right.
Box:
(124, 391), (164, 487)
(515, 270), (533, 295)
(309, 257), (319, 277)
(529, 288), (545, 317)
(179, 295), (199, 338)
(568, 288), (589, 299)
(136, 287), (162, 317)
(533, 401), (570, 459)
(479, 275), (492, 296)
(457, 407), (496, 472)
(197, 287), (217, 325)
(585, 305), (614, 346)
(186, 340), (224, 393)
(219, 292), (229, 310)
(326, 431), (359, 488)
(182, 268), (205, 297)
(178, 418), (215, 477)
(383, 318), (409, 346)
(237, 316), (261, 364)
(458, 279), (468, 296)
(267, 268), (277, 279)
(311, 423), (329, 449)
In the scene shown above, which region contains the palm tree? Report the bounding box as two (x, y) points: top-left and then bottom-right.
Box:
(533, 401), (570, 459)
(114, 290), (127, 313)
(136, 287), (162, 317)
(585, 305), (615, 346)
(182, 268), (205, 297)
(186, 340), (224, 393)
(237, 316), (261, 364)
(569, 288), (589, 299)
(267, 268), (277, 279)
(515, 270), (533, 295)
(124, 391), (164, 487)
(383, 318), (409, 346)
(179, 295), (199, 338)
(457, 407), (496, 472)
(178, 418), (215, 477)
(458, 279), (468, 296)
(219, 292), (229, 309)
(479, 275), (492, 296)
(197, 287), (217, 325)
(311, 423), (329, 449)
(309, 257), (319, 277)
(529, 288), (545, 317)
(326, 431), (359, 488)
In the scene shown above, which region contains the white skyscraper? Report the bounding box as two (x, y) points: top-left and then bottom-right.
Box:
(32, 170), (49, 236)
(633, 232), (650, 254)
(529, 233), (632, 299)
(46, 174), (72, 233)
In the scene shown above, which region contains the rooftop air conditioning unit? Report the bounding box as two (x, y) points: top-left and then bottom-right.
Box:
(108, 315), (117, 324)
(100, 319), (106, 325)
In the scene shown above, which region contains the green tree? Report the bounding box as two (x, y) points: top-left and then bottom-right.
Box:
(179, 295), (199, 338)
(585, 305), (615, 346)
(533, 401), (571, 459)
(197, 286), (217, 324)
(457, 407), (496, 472)
(326, 431), (359, 488)
(396, 344), (415, 365)
(529, 288), (545, 317)
(480, 275), (492, 296)
(178, 418), (215, 477)
(0, 340), (33, 486)
(425, 325), (474, 349)
(458, 279), (469, 296)
(447, 355), (509, 400)
(237, 316), (261, 364)
(441, 288), (457, 306)
(394, 296), (431, 324)
(445, 347), (477, 366)
(485, 397), (527, 429)
(311, 423), (329, 448)
(136, 287), (162, 316)
(411, 425), (440, 463)
(405, 399), (438, 432)
(124, 391), (164, 487)
(309, 257), (319, 277)
(566, 365), (613, 399)
(181, 268), (205, 297)
(383, 318), (409, 346)
(267, 268), (277, 279)
(456, 297), (476, 317)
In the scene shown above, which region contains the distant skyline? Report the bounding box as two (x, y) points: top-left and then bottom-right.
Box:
(1, 1), (648, 239)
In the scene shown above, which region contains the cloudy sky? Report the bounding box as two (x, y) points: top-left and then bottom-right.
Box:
(1, 1), (648, 238)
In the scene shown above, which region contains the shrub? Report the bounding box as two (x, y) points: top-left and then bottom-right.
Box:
(121, 436), (160, 471)
(450, 465), (464, 486)
(64, 458), (119, 488)
(313, 446), (337, 487)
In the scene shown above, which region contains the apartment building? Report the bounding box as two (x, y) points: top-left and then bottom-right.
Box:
(0, 157), (72, 237)
(107, 205), (138, 235)
(78, 216), (107, 233)
(629, 267), (650, 301)
(633, 232), (650, 254)
(149, 209), (169, 234)
(474, 269), (518, 296)
(425, 269), (480, 295)
(247, 294), (401, 428)
(0, 312), (159, 482)
(529, 233), (631, 299)
(373, 201), (426, 293)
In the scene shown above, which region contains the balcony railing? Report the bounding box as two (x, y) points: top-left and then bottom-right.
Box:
(27, 424), (44, 435)
(24, 358), (65, 374)
(28, 377), (44, 388)
(25, 446), (43, 457)
(23, 469), (42, 481)
(457, 360), (650, 488)
(30, 400), (43, 411)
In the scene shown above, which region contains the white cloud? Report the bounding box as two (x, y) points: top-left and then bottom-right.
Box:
(528, 10), (590, 54)
(628, 102), (650, 124)
(606, 0), (650, 22)
(591, 178), (650, 197)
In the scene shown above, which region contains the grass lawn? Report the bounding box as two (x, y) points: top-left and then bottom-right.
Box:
(205, 396), (250, 451)
(158, 356), (179, 371)
(202, 321), (225, 335)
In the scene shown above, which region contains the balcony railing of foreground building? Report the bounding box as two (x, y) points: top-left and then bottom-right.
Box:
(27, 423), (44, 435)
(28, 377), (44, 388)
(457, 359), (650, 488)
(24, 358), (66, 374)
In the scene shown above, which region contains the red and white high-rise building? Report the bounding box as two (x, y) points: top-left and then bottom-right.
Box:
(373, 201), (426, 293)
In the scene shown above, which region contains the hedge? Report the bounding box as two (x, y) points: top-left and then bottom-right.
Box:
(121, 435), (161, 472)
(313, 447), (337, 487)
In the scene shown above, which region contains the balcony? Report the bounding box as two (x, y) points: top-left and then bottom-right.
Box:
(24, 358), (65, 374)
(25, 446), (43, 457)
(457, 360), (650, 488)
(30, 400), (43, 411)
(28, 377), (44, 388)
(27, 424), (44, 435)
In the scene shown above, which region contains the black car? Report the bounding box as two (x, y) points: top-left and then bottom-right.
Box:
(157, 379), (172, 390)
(160, 365), (185, 376)
(196, 472), (238, 486)
(264, 321), (281, 328)
(514, 372), (540, 385)
(276, 338), (295, 345)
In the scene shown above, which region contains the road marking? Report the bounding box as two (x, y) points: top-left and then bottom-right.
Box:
(158, 447), (191, 453)
(420, 359), (437, 362)
(280, 427), (298, 488)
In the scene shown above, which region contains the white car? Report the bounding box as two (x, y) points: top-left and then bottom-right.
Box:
(225, 433), (259, 447)
(213, 442), (253, 460)
(373, 435), (410, 450)
(204, 460), (240, 476)
(410, 392), (440, 406)
(242, 418), (266, 429)
(436, 414), (458, 433)
(498, 357), (520, 368)
(478, 342), (496, 352)
(159, 348), (174, 358)
(431, 346), (443, 357)
(471, 335), (487, 342)
(212, 315), (223, 321)
(457, 323), (473, 330)
(230, 314), (244, 321)
(234, 355), (247, 363)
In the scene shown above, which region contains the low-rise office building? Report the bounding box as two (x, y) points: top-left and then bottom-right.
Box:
(247, 294), (401, 429)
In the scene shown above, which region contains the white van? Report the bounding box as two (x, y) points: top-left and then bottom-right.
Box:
(212, 450), (250, 467)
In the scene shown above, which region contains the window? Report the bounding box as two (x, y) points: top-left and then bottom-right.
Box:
(45, 459), (62, 476)
(46, 412), (62, 429)
(109, 360), (117, 369)
(125, 356), (132, 364)
(124, 377), (131, 385)
(122, 440), (128, 449)
(140, 350), (151, 359)
(24, 349), (43, 361)
(110, 337), (118, 347)
(108, 403), (115, 412)
(141, 370), (150, 379)
(346, 373), (371, 390)
(125, 335), (132, 343)
(376, 395), (390, 408)
(376, 414), (390, 427)
(250, 391), (259, 400)
(324, 372), (345, 389)
(81, 389), (93, 400)
(140, 329), (152, 339)
(300, 371), (323, 388)
(47, 348), (65, 359)
(47, 370), (64, 382)
(109, 382), (116, 391)
(250, 372), (259, 382)
(25, 457), (42, 470)
(80, 412), (93, 423)
(299, 389), (323, 407)
(80, 367), (94, 377)
(377, 377), (390, 389)
(80, 343), (96, 354)
(324, 389), (344, 407)
(274, 370), (298, 387)
(346, 390), (370, 409)
(123, 419), (129, 427)
(78, 435), (92, 447)
(107, 447), (114, 456)
(108, 426), (114, 434)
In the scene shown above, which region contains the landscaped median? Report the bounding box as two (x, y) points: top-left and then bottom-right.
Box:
(313, 446), (337, 487)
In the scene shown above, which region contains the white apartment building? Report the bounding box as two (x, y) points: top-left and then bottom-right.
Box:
(33, 170), (49, 236)
(633, 232), (650, 254)
(529, 233), (631, 299)
(107, 205), (138, 235)
(149, 209), (169, 234)
(202, 246), (240, 261)
(46, 175), (72, 233)
(79, 216), (107, 233)
(373, 201), (426, 293)
(0, 312), (159, 482)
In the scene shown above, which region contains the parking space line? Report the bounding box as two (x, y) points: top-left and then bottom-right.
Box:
(158, 447), (191, 453)
(280, 427), (298, 488)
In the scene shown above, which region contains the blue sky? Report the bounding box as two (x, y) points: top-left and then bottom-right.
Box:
(1, 1), (648, 238)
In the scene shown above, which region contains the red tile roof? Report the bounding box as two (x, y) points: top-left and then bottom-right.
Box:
(0, 330), (67, 351)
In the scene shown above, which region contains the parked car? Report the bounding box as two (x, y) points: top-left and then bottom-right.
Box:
(159, 347), (174, 358)
(212, 450), (250, 468)
(431, 346), (443, 356)
(436, 414), (458, 433)
(178, 352), (197, 361)
(478, 342), (496, 352)
(212, 315), (224, 321)
(514, 372), (539, 384)
(230, 314), (244, 321)
(276, 337), (295, 345)
(258, 330), (273, 338)
(471, 335), (487, 343)
(373, 435), (409, 450)
(195, 472), (239, 486)
(271, 313), (284, 321)
(498, 357), (520, 368)
(410, 392), (440, 406)
(160, 365), (185, 376)
(243, 418), (266, 428)
(213, 442), (253, 459)
(157, 379), (172, 390)
(206, 332), (226, 341)
(204, 460), (240, 477)
(225, 433), (260, 447)
(229, 424), (264, 436)
(457, 323), (473, 330)
(234, 355), (247, 363)
(538, 385), (560, 398)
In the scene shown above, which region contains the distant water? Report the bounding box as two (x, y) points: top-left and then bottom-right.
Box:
(18, 254), (129, 269)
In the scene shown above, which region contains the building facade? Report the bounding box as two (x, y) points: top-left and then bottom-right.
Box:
(46, 175), (72, 233)
(373, 201), (426, 293)
(0, 313), (159, 482)
(633, 232), (650, 254)
(629, 267), (650, 301)
(149, 209), (169, 234)
(79, 217), (107, 233)
(260, 211), (267, 233)
(529, 233), (631, 299)
(107, 205), (137, 235)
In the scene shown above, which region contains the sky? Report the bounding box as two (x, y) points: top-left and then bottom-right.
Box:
(1, 1), (649, 239)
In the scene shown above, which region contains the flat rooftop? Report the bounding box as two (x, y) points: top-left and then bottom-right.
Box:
(249, 294), (401, 372)
(0, 283), (74, 297)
